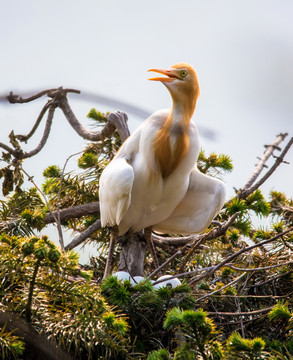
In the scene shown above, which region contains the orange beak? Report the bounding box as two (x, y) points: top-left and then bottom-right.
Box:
(148, 68), (179, 82)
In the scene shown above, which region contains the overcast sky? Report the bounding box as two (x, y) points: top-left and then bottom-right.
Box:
(1, 0), (292, 260)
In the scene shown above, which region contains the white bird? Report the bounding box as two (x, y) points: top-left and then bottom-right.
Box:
(99, 63), (226, 278)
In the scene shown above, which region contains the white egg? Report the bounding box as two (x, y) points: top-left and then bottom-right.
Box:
(112, 271), (131, 282)
(153, 275), (181, 289)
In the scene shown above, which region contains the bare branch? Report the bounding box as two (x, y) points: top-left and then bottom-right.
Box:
(207, 306), (273, 317)
(227, 261), (293, 272)
(65, 219), (101, 251)
(7, 88), (80, 104)
(22, 105), (55, 159)
(236, 136), (293, 200)
(45, 202), (100, 224)
(58, 96), (118, 141)
(243, 133), (288, 189)
(189, 226), (293, 285)
(15, 102), (51, 142)
(196, 272), (247, 302)
(245, 269), (293, 289)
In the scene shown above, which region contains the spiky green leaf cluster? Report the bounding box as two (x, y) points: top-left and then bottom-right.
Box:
(101, 276), (195, 354)
(0, 327), (25, 360)
(197, 150), (233, 176)
(227, 332), (266, 359)
(268, 301), (292, 322)
(0, 234), (130, 359)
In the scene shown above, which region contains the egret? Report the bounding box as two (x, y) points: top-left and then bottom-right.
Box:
(99, 63), (226, 278)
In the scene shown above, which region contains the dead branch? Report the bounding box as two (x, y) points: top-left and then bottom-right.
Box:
(245, 269), (293, 289)
(22, 105), (56, 159)
(7, 88), (80, 104)
(64, 219), (101, 251)
(45, 202), (100, 224)
(236, 136), (293, 200)
(243, 133), (288, 190)
(189, 226), (293, 285)
(196, 272), (247, 302)
(207, 306), (273, 317)
(15, 102), (51, 142)
(227, 261), (293, 272)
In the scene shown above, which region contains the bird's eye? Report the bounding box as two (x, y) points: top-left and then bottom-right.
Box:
(180, 70), (187, 78)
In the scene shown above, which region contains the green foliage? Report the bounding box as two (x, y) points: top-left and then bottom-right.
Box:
(197, 150), (233, 176)
(226, 332), (267, 359)
(268, 301), (292, 322)
(42, 165), (62, 178)
(0, 326), (25, 359)
(101, 276), (195, 355)
(161, 308), (223, 360)
(0, 234), (130, 359)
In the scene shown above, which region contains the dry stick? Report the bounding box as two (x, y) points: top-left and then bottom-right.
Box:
(58, 97), (116, 141)
(15, 102), (51, 142)
(196, 272), (247, 302)
(21, 167), (63, 248)
(148, 212), (240, 280)
(144, 227), (161, 275)
(0, 141), (20, 157)
(227, 261), (293, 272)
(7, 88), (80, 104)
(245, 269), (293, 289)
(207, 306), (273, 317)
(64, 219), (101, 251)
(178, 211), (241, 273)
(22, 104), (55, 159)
(103, 225), (119, 279)
(242, 133), (288, 190)
(56, 151), (84, 250)
(189, 226), (293, 285)
(45, 202), (100, 224)
(236, 136), (293, 200)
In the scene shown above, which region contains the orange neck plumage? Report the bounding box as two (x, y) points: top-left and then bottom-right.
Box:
(153, 93), (198, 178)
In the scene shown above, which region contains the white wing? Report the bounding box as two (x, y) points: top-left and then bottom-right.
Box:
(154, 168), (226, 234)
(99, 158), (134, 227)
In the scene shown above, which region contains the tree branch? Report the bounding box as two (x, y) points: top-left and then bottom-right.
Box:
(189, 226), (293, 285)
(236, 136), (293, 200)
(243, 133), (288, 190)
(15, 102), (51, 142)
(7, 88), (80, 104)
(22, 104), (55, 159)
(45, 202), (100, 224)
(64, 219), (101, 251)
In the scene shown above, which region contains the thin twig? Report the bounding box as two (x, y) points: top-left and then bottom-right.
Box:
(22, 104), (55, 159)
(64, 219), (101, 251)
(189, 226), (293, 285)
(15, 102), (51, 142)
(236, 136), (293, 200)
(245, 269), (293, 289)
(243, 133), (288, 190)
(227, 261), (293, 272)
(196, 272), (247, 302)
(21, 167), (63, 248)
(207, 306), (273, 317)
(56, 151), (84, 250)
(7, 88), (80, 104)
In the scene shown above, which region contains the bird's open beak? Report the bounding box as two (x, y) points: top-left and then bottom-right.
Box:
(148, 68), (179, 82)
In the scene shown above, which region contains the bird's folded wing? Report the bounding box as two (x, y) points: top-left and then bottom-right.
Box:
(99, 158), (134, 227)
(154, 168), (226, 234)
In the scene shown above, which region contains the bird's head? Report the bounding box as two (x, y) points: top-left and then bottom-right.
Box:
(148, 63), (200, 114)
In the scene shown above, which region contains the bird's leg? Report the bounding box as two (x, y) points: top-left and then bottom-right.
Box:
(144, 227), (161, 276)
(103, 225), (119, 280)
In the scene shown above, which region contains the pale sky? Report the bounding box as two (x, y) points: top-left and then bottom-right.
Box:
(1, 0), (292, 261)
